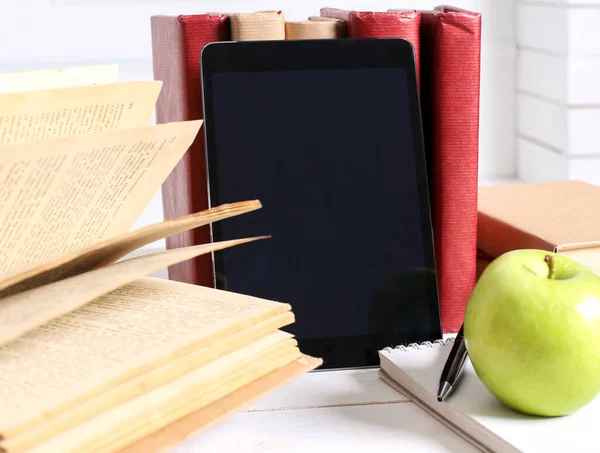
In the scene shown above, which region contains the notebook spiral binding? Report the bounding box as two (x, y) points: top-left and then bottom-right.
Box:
(381, 338), (454, 353)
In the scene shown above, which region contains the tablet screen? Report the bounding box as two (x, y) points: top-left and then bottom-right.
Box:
(202, 40), (441, 369)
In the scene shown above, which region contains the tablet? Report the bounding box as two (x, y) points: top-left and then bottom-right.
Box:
(201, 38), (442, 370)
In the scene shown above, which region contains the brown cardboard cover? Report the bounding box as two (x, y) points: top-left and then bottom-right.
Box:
(478, 181), (600, 258)
(230, 11), (286, 41)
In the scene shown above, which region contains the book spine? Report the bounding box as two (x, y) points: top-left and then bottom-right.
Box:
(349, 11), (421, 83)
(151, 14), (230, 287)
(285, 17), (346, 40)
(419, 8), (482, 333)
(231, 11), (286, 41)
(319, 7), (351, 23)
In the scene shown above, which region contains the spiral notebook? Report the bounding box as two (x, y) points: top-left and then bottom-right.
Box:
(379, 340), (600, 453)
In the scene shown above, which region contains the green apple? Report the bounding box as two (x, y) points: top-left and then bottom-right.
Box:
(464, 249), (600, 417)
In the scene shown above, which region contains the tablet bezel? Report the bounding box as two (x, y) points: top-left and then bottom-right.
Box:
(200, 39), (442, 369)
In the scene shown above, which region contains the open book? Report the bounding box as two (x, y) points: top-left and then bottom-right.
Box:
(379, 340), (599, 453)
(0, 64), (321, 453)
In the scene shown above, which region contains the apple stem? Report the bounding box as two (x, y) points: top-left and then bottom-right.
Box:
(544, 255), (556, 280)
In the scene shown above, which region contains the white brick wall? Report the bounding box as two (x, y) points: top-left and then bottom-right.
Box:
(516, 0), (600, 183)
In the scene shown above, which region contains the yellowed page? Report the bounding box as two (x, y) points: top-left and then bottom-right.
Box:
(0, 236), (267, 348)
(0, 120), (201, 277)
(3, 312), (293, 453)
(117, 355), (321, 453)
(0, 64), (119, 94)
(0, 277), (291, 438)
(0, 200), (261, 299)
(26, 334), (300, 453)
(0, 81), (160, 145)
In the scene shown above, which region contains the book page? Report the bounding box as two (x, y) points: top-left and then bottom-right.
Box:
(0, 65), (119, 94)
(0, 120), (201, 276)
(0, 236), (267, 347)
(3, 312), (294, 453)
(0, 199), (261, 299)
(0, 277), (291, 438)
(0, 81), (160, 145)
(25, 334), (300, 453)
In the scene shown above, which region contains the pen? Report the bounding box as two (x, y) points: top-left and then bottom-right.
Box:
(437, 323), (468, 401)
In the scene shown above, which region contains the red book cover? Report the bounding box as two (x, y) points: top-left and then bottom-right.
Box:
(418, 6), (482, 332)
(349, 11), (421, 83)
(320, 8), (421, 82)
(151, 14), (230, 287)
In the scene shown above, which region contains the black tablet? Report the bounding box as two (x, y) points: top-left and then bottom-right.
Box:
(201, 38), (442, 369)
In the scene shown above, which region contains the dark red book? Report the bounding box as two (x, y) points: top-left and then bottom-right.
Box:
(402, 6), (482, 332)
(350, 11), (421, 85)
(151, 14), (230, 287)
(320, 9), (421, 83)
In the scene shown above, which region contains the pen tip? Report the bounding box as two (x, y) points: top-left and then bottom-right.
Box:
(437, 381), (452, 402)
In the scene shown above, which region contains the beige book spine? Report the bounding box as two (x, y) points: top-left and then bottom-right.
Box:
(230, 11), (286, 41)
(285, 17), (346, 39)
(319, 7), (351, 22)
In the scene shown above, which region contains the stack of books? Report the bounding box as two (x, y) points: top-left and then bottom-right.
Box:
(0, 65), (320, 453)
(151, 5), (483, 334)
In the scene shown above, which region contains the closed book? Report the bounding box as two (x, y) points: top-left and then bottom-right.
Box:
(150, 14), (230, 286)
(478, 180), (600, 277)
(320, 9), (421, 80)
(405, 6), (482, 333)
(352, 11), (421, 83)
(285, 17), (346, 40)
(230, 11), (286, 41)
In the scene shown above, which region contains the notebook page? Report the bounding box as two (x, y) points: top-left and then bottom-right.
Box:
(380, 342), (600, 453)
(379, 344), (516, 453)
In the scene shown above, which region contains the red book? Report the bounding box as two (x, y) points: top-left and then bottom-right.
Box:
(320, 9), (421, 83)
(404, 6), (482, 332)
(350, 11), (421, 84)
(151, 14), (230, 287)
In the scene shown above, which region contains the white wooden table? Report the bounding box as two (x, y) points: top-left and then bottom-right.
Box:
(172, 368), (480, 452)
